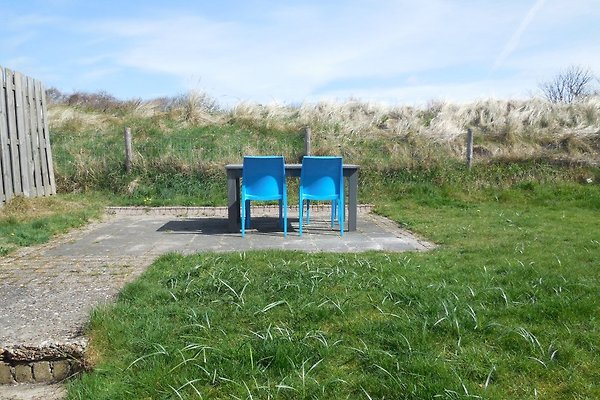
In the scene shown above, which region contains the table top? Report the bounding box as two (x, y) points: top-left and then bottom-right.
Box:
(225, 163), (359, 170)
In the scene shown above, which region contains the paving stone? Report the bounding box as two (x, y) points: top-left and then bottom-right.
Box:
(14, 364), (34, 383)
(0, 362), (15, 384)
(32, 361), (52, 382)
(51, 360), (70, 381)
(0, 383), (66, 399)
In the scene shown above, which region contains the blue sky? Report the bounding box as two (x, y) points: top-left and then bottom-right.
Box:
(2, 0), (599, 106)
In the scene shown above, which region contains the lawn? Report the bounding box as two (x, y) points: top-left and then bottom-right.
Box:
(65, 180), (600, 399)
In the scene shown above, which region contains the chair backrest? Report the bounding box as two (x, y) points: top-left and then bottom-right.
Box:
(242, 156), (286, 198)
(300, 156), (343, 196)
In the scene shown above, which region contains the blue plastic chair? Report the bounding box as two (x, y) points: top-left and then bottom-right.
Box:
(299, 156), (344, 236)
(241, 156), (287, 237)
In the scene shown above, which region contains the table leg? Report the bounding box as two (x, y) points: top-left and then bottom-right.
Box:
(227, 175), (240, 233)
(347, 169), (358, 231)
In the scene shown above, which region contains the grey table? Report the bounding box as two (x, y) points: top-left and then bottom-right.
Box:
(225, 164), (359, 233)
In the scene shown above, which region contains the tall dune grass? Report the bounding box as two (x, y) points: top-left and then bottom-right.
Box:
(228, 97), (600, 162)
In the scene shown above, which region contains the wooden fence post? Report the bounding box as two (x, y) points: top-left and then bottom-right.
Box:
(304, 126), (311, 156)
(124, 127), (133, 173)
(466, 128), (473, 169)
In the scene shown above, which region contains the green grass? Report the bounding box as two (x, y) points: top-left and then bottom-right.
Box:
(48, 96), (600, 207)
(51, 122), (305, 203)
(66, 181), (600, 399)
(0, 194), (106, 256)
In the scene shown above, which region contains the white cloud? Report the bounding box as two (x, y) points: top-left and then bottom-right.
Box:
(80, 67), (121, 81)
(3, 56), (35, 71)
(3, 14), (60, 29)
(79, 2), (515, 103)
(493, 0), (546, 71)
(310, 75), (537, 108)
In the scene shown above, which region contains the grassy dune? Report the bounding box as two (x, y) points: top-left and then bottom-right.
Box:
(48, 93), (600, 205)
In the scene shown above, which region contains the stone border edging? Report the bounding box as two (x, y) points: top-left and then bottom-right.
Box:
(2, 341), (87, 362)
(0, 359), (82, 384)
(0, 341), (88, 384)
(106, 204), (374, 216)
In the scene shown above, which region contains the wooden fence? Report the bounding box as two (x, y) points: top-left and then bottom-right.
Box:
(0, 66), (56, 206)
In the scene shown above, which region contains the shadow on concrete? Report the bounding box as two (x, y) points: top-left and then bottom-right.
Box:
(157, 218), (227, 234)
(156, 217), (303, 235)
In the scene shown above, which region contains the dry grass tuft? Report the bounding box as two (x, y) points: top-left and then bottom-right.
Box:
(0, 196), (88, 222)
(48, 105), (119, 134)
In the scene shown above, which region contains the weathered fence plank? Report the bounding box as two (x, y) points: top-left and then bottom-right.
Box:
(15, 71), (33, 197)
(27, 76), (44, 197)
(0, 66), (55, 205)
(33, 80), (51, 196)
(5, 69), (23, 197)
(40, 84), (56, 195)
(0, 66), (12, 203)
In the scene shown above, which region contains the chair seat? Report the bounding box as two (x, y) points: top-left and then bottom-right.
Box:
(243, 193), (284, 201)
(301, 193), (339, 201)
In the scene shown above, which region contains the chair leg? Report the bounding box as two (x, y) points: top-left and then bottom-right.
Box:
(339, 199), (344, 237)
(331, 199), (337, 227)
(241, 198), (246, 237)
(299, 198), (304, 236)
(245, 200), (251, 228)
(278, 200), (283, 228)
(283, 197), (287, 237)
(306, 200), (311, 224)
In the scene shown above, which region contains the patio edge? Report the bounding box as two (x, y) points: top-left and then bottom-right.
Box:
(106, 204), (374, 217)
